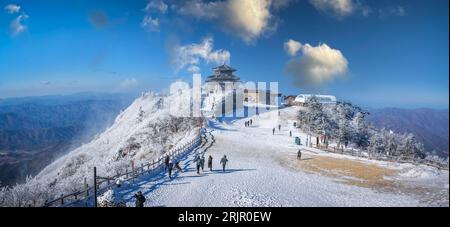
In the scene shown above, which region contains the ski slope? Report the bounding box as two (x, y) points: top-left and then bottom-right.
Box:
(111, 107), (448, 207)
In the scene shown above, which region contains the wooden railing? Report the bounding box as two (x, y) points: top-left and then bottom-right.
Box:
(43, 128), (204, 207)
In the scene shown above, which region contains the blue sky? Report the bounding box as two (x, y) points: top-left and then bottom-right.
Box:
(0, 0), (448, 109)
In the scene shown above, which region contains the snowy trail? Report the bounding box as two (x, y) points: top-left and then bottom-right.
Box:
(114, 113), (434, 207)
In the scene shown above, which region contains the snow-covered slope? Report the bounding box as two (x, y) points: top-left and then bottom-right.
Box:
(113, 107), (448, 207)
(1, 89), (201, 206)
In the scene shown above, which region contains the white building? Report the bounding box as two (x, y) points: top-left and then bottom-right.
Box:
(294, 94), (337, 106)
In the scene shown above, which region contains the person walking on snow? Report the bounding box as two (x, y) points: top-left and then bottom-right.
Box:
(297, 149), (302, 160)
(194, 155), (201, 174)
(207, 155), (213, 171)
(250, 119), (253, 126)
(220, 155), (228, 172)
(278, 124), (281, 131)
(168, 161), (174, 179)
(134, 191), (146, 207)
(289, 130), (292, 137)
(272, 128), (275, 135)
(200, 155), (205, 171)
(164, 155), (170, 171)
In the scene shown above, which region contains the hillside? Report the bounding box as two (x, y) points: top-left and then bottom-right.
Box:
(367, 108), (449, 157)
(0, 89), (201, 206)
(0, 94), (134, 186)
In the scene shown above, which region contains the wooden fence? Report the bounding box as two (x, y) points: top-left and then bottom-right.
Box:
(43, 128), (204, 207)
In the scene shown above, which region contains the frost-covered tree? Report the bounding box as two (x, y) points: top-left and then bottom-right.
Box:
(298, 96), (335, 145)
(367, 129), (426, 160)
(331, 102), (368, 149)
(350, 112), (372, 149)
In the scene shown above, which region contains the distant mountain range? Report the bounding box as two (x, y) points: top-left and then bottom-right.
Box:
(0, 93), (135, 186)
(366, 108), (449, 158)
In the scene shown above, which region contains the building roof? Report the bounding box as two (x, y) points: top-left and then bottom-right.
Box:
(213, 64), (236, 72)
(294, 94), (337, 103)
(206, 64), (240, 83)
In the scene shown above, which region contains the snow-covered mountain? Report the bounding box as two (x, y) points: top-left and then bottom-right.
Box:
(0, 89), (201, 206)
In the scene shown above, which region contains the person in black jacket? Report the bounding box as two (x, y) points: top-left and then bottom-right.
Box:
(134, 191), (146, 207)
(297, 150), (302, 160)
(220, 155), (228, 173)
(164, 155), (170, 171)
(207, 155), (213, 171)
(168, 161), (174, 179)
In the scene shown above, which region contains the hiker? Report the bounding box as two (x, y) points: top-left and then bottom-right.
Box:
(168, 161), (174, 179)
(134, 191), (146, 207)
(250, 119), (253, 126)
(297, 149), (302, 160)
(207, 155), (213, 171)
(278, 124), (281, 131)
(164, 155), (170, 170)
(175, 161), (182, 171)
(220, 155), (228, 172)
(194, 155), (201, 174)
(200, 155), (205, 171)
(289, 130), (292, 137)
(272, 128), (275, 135)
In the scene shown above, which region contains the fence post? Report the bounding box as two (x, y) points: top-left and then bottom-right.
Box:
(93, 167), (97, 208)
(60, 194), (64, 205)
(131, 160), (135, 183)
(84, 177), (88, 198)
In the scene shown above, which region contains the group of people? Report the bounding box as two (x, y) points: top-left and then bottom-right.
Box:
(194, 154), (229, 173)
(164, 156), (182, 179)
(244, 119), (253, 127)
(272, 124), (282, 135)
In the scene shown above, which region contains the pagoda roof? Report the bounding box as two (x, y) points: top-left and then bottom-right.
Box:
(213, 64), (236, 72)
(205, 74), (240, 82)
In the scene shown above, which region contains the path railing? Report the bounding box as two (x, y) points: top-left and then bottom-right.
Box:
(43, 128), (205, 207)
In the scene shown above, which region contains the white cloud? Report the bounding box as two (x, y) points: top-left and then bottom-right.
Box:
(141, 15), (160, 32)
(284, 39), (302, 56)
(177, 0), (220, 19)
(379, 6), (406, 18)
(172, 37), (231, 73)
(176, 0), (291, 43)
(144, 0), (168, 14)
(10, 13), (28, 36)
(285, 40), (348, 86)
(309, 0), (367, 19)
(118, 78), (139, 90)
(187, 65), (201, 74)
(4, 4), (20, 14)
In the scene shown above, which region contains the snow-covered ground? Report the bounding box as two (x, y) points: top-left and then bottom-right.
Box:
(111, 106), (448, 207)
